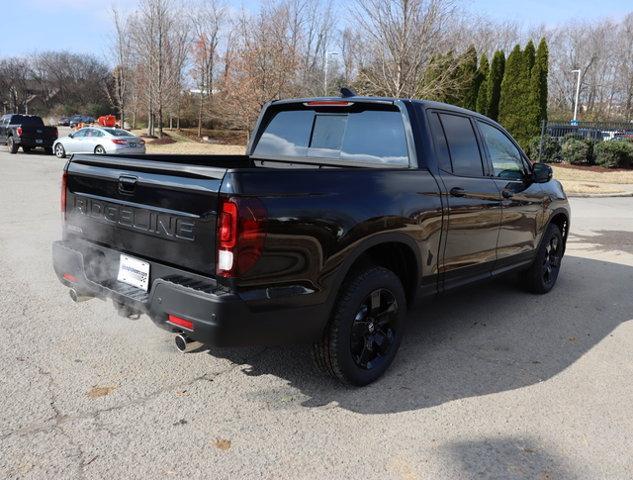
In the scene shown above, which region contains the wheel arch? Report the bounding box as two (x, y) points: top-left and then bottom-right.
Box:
(542, 208), (570, 253)
(331, 233), (422, 308)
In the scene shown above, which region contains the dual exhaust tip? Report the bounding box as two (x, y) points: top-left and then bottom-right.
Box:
(70, 289), (202, 354)
(69, 288), (92, 303)
(174, 334), (203, 353)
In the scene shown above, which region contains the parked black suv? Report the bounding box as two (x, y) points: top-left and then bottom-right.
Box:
(52, 94), (570, 385)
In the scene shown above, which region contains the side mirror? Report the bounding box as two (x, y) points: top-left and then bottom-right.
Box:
(532, 162), (553, 183)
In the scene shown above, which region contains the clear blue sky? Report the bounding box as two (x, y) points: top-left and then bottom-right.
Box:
(2, 0), (631, 59)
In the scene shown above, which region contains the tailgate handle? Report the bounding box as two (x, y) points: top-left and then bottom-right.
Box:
(118, 175), (138, 194)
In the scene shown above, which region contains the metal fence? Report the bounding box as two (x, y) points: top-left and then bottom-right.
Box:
(543, 120), (633, 142)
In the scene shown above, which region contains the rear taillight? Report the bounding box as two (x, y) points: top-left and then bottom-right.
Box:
(16, 127), (22, 137)
(112, 139), (127, 145)
(217, 198), (266, 278)
(61, 171), (68, 220)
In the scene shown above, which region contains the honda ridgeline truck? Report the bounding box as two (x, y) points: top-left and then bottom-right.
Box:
(52, 93), (570, 385)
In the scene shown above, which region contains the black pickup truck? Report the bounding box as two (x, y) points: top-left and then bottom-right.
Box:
(52, 94), (570, 385)
(0, 114), (58, 154)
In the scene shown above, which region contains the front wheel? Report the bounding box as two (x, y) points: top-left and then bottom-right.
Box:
(312, 266), (406, 386)
(523, 224), (564, 294)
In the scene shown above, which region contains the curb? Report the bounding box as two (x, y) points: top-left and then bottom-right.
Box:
(567, 192), (633, 198)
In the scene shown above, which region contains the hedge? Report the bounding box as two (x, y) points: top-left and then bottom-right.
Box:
(561, 138), (591, 165)
(527, 135), (561, 163)
(594, 141), (633, 169)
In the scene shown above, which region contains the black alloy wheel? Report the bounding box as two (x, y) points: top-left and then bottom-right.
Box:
(350, 288), (399, 370)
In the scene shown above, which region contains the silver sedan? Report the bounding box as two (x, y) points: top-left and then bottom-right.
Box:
(53, 127), (146, 158)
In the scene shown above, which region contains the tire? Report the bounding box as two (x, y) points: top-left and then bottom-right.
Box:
(22, 146), (32, 153)
(54, 143), (66, 158)
(94, 145), (106, 155)
(44, 147), (53, 155)
(8, 137), (18, 154)
(523, 223), (564, 294)
(312, 266), (406, 386)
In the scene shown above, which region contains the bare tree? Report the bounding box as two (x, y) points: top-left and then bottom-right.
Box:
(0, 58), (31, 113)
(352, 0), (457, 98)
(109, 7), (132, 127)
(219, 2), (302, 139)
(129, 0), (190, 137)
(190, 0), (225, 136)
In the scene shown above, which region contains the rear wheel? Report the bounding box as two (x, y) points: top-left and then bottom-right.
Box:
(54, 143), (66, 158)
(22, 146), (32, 153)
(313, 266), (406, 386)
(94, 145), (106, 155)
(8, 137), (18, 154)
(523, 223), (564, 294)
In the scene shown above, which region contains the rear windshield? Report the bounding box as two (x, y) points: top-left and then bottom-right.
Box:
(103, 128), (133, 137)
(252, 106), (409, 166)
(11, 115), (44, 127)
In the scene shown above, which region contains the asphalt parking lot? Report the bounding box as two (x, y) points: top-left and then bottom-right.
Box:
(1, 149), (632, 479)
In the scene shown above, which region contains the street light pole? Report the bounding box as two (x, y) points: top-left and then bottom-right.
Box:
(324, 51), (338, 96)
(571, 69), (581, 122)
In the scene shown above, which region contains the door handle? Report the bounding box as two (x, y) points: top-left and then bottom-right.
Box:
(502, 189), (514, 199)
(450, 187), (466, 197)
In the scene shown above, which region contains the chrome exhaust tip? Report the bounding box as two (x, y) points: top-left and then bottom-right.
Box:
(69, 288), (93, 303)
(174, 334), (203, 353)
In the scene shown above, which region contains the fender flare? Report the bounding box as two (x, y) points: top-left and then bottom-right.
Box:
(325, 231), (424, 309)
(538, 207), (570, 251)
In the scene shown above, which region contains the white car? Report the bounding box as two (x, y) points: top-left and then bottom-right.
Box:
(53, 127), (146, 158)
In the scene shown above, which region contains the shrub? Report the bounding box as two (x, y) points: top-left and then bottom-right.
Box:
(594, 141), (633, 169)
(561, 138), (591, 165)
(526, 135), (561, 163)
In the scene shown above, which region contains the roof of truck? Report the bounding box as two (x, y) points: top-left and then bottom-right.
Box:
(270, 95), (486, 119)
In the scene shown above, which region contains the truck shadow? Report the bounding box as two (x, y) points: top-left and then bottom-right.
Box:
(206, 255), (633, 414)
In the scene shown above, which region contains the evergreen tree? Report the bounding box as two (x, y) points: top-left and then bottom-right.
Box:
(487, 50), (505, 121)
(530, 38), (549, 130)
(422, 52), (458, 103)
(499, 44), (530, 144)
(476, 53), (490, 115)
(457, 45), (479, 109)
(524, 40), (536, 76)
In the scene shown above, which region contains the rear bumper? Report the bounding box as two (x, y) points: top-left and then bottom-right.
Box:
(52, 240), (328, 347)
(15, 138), (55, 148)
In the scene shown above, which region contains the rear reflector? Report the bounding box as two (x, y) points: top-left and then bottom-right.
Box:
(168, 314), (194, 331)
(63, 273), (77, 283)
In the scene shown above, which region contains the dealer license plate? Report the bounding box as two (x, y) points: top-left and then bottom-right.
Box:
(117, 254), (150, 291)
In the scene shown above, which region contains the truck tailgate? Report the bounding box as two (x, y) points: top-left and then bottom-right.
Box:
(64, 154), (233, 276)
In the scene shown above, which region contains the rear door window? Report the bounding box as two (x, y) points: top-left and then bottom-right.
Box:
(438, 113), (484, 177)
(253, 107), (409, 166)
(428, 112), (452, 172)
